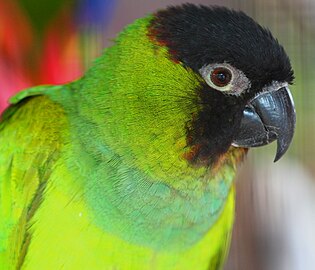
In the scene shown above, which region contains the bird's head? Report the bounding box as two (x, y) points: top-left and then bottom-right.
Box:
(148, 4), (295, 163)
(79, 4), (295, 179)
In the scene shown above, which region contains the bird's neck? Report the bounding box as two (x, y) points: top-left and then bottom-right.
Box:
(59, 16), (209, 189)
(67, 133), (244, 250)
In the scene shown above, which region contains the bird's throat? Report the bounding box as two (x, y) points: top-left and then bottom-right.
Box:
(78, 142), (244, 251)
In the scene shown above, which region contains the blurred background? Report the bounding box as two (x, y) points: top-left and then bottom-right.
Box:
(0, 0), (314, 269)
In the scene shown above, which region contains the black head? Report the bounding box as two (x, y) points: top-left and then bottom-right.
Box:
(149, 4), (294, 165)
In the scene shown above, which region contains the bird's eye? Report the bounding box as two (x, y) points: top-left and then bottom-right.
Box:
(210, 67), (232, 87)
(199, 63), (251, 95)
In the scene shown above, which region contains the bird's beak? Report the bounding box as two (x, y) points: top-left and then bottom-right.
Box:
(232, 86), (296, 162)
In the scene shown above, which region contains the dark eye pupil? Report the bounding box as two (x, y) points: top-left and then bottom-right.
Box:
(210, 67), (232, 87)
(216, 73), (226, 82)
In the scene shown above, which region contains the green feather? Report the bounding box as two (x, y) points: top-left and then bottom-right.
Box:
(0, 15), (245, 269)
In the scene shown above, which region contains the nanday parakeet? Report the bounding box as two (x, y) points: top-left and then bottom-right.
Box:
(0, 4), (295, 270)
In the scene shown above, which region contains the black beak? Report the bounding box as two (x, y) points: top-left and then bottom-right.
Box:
(232, 87), (296, 162)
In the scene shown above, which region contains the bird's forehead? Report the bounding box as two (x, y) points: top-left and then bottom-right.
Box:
(149, 4), (294, 85)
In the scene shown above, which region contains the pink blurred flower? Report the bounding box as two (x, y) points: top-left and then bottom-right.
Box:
(40, 10), (83, 85)
(0, 1), (33, 111)
(0, 1), (83, 112)
(0, 0), (115, 113)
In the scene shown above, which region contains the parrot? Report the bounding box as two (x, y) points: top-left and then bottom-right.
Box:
(0, 4), (295, 270)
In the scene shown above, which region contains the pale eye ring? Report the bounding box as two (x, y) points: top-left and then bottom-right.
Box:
(199, 63), (251, 95)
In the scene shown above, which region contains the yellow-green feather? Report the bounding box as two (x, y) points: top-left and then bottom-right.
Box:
(23, 177), (235, 269)
(0, 94), (67, 269)
(0, 93), (237, 268)
(0, 15), (246, 270)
